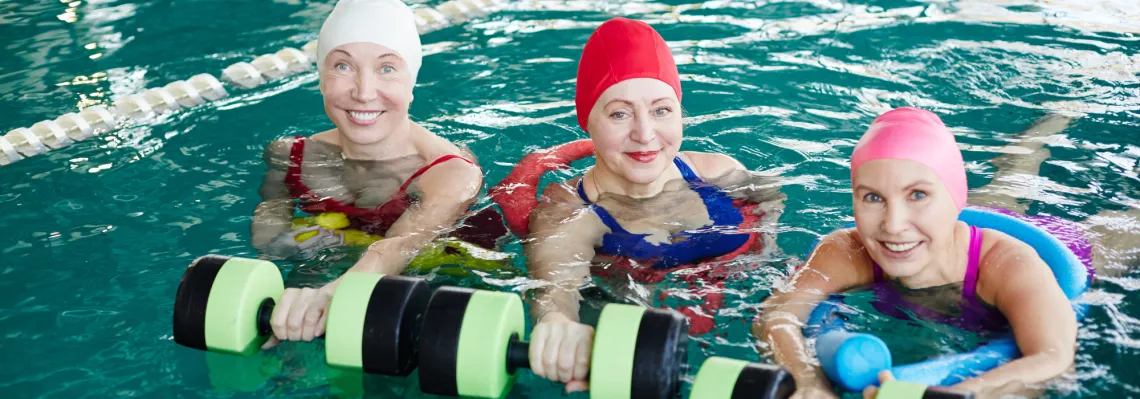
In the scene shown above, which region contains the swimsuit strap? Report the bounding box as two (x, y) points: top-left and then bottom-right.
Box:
(396, 154), (475, 193)
(872, 261), (884, 283)
(574, 157), (700, 235)
(673, 156), (702, 183)
(576, 179), (629, 234)
(284, 136), (315, 200)
(962, 225), (983, 302)
(576, 157), (697, 204)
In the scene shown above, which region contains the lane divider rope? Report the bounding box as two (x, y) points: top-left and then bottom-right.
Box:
(1, 0), (506, 167)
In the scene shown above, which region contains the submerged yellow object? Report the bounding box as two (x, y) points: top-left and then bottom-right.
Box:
(290, 212), (517, 276)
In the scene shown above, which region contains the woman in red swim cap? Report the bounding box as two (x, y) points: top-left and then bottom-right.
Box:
(520, 17), (787, 392)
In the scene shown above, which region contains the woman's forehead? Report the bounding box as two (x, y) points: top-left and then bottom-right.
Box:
(853, 159), (941, 188)
(597, 78), (677, 103)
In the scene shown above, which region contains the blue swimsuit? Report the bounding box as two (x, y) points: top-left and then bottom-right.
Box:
(576, 157), (751, 269)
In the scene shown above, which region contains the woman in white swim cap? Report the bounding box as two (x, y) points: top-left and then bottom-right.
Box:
(250, 0), (505, 346)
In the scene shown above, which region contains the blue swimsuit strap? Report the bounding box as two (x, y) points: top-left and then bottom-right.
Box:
(576, 157), (707, 234)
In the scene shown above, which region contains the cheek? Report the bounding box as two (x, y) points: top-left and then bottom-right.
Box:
(378, 83), (413, 107)
(321, 79), (353, 101)
(853, 205), (877, 228)
(589, 125), (625, 152)
(913, 201), (954, 235)
(659, 120), (683, 144)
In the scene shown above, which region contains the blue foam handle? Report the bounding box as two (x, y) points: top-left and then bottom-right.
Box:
(817, 330), (892, 391)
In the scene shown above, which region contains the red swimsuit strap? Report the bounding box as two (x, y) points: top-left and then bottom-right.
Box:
(396, 154), (475, 194)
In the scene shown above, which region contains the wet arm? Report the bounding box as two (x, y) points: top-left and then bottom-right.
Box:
(752, 232), (871, 389)
(953, 239), (1077, 397)
(251, 140), (297, 249)
(523, 184), (605, 323)
(341, 159), (482, 278)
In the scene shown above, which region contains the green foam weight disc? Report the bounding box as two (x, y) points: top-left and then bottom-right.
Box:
(876, 380), (929, 399)
(691, 357), (796, 399)
(325, 272), (384, 371)
(589, 304), (646, 399)
(455, 290), (525, 398)
(326, 272), (430, 376)
(203, 257), (284, 355)
(690, 357), (749, 398)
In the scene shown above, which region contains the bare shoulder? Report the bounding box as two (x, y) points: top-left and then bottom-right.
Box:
(262, 137), (295, 164)
(410, 121), (474, 162)
(681, 151), (746, 179)
(784, 228), (874, 293)
(415, 155), (483, 202)
(976, 228), (1056, 302)
(529, 178), (593, 233)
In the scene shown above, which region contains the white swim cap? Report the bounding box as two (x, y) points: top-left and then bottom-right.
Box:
(316, 0), (423, 85)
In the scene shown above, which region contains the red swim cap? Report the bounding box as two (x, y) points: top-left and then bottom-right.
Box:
(574, 18), (682, 133)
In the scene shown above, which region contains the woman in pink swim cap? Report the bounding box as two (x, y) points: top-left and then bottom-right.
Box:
(755, 107), (1080, 399)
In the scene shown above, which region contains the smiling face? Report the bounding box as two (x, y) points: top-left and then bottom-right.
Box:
(319, 42), (413, 146)
(585, 78), (683, 185)
(852, 159), (961, 279)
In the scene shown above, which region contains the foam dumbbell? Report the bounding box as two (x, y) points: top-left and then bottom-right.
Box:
(690, 357), (796, 399)
(874, 381), (974, 399)
(415, 286), (689, 399)
(172, 255), (430, 376)
(173, 255), (284, 355)
(323, 270), (430, 375)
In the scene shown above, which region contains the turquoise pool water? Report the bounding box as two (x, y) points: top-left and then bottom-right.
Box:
(2, 0), (1138, 397)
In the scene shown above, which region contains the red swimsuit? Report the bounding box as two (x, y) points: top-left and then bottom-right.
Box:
(283, 137), (506, 249)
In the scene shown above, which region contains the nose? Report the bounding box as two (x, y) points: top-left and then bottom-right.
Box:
(880, 202), (911, 236)
(351, 71), (379, 103)
(629, 109), (657, 144)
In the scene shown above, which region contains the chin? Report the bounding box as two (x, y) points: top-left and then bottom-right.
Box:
(620, 164), (668, 184)
(336, 127), (380, 145)
(873, 254), (928, 279)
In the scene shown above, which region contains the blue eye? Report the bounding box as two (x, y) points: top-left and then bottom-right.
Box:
(910, 191), (927, 200)
(334, 62), (350, 71)
(863, 193), (883, 202)
(380, 65), (395, 73)
(654, 107), (671, 116)
(611, 111), (629, 120)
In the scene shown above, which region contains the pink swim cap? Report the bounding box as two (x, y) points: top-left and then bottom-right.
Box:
(850, 107), (967, 210)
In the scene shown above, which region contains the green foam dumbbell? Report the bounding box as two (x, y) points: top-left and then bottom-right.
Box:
(324, 271), (431, 376)
(173, 255), (284, 355)
(415, 286), (689, 399)
(589, 302), (688, 399)
(173, 255), (430, 376)
(690, 357), (796, 399)
(876, 380), (975, 399)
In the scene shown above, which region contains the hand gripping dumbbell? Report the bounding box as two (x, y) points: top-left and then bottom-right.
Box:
(414, 286), (690, 399)
(172, 255), (430, 375)
(690, 356), (797, 399)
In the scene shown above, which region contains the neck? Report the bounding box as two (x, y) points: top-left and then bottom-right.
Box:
(589, 159), (671, 199)
(338, 120), (415, 161)
(897, 223), (969, 289)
